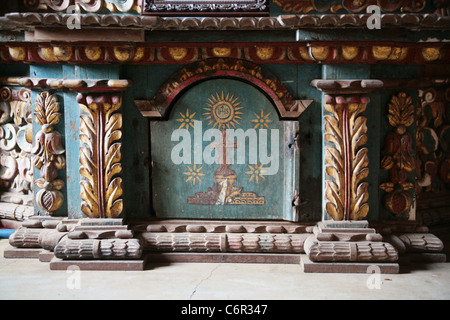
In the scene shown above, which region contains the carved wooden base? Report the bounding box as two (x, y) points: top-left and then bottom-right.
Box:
(50, 257), (147, 271)
(146, 252), (301, 264)
(135, 219), (314, 255)
(304, 221), (399, 263)
(3, 246), (43, 259)
(4, 218), (446, 272)
(301, 256), (400, 274)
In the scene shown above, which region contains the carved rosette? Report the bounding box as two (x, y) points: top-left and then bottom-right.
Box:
(32, 92), (65, 215)
(380, 93), (416, 217)
(324, 96), (370, 221)
(77, 94), (123, 219)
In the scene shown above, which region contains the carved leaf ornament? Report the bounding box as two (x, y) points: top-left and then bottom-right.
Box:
(32, 92), (65, 215)
(380, 93), (416, 217)
(324, 96), (369, 221)
(78, 94), (123, 218)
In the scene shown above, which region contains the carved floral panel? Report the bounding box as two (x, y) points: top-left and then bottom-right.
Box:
(0, 87), (34, 207)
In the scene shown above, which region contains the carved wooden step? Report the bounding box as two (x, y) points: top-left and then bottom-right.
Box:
(140, 232), (310, 253)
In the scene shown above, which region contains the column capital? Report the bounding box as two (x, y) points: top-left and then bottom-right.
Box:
(311, 79), (383, 95)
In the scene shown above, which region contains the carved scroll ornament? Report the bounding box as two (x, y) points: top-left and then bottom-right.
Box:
(0, 87), (34, 200)
(324, 96), (370, 221)
(32, 92), (65, 215)
(78, 94), (123, 219)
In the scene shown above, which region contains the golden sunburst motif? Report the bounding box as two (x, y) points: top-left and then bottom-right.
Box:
(245, 162), (267, 184)
(183, 164), (205, 186)
(176, 108), (197, 130)
(203, 92), (243, 130)
(251, 110), (273, 129)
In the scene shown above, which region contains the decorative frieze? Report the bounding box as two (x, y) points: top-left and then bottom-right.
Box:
(77, 93), (123, 219)
(323, 95), (370, 221)
(4, 13), (449, 31)
(1, 42), (448, 65)
(32, 92), (65, 215)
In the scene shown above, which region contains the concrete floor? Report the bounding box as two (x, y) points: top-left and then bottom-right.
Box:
(0, 239), (449, 300)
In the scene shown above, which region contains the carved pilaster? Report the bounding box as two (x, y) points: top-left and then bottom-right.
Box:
(32, 92), (65, 215)
(323, 95), (370, 221)
(77, 93), (123, 219)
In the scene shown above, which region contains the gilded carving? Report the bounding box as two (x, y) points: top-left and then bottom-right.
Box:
(168, 48), (188, 61)
(8, 47), (26, 62)
(78, 94), (123, 219)
(84, 47), (103, 61)
(32, 92), (65, 215)
(372, 46), (408, 61)
(341, 46), (359, 60)
(421, 47), (442, 62)
(2, 43), (448, 65)
(324, 96), (369, 221)
(255, 47), (275, 61)
(309, 46), (330, 61)
(380, 93), (415, 217)
(212, 47), (232, 58)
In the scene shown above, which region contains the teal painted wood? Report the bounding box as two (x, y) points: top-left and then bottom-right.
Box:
(60, 65), (122, 219)
(265, 63), (323, 221)
(296, 64), (323, 221)
(121, 65), (153, 220)
(150, 78), (299, 220)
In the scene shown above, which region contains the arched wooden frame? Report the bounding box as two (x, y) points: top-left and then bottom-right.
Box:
(135, 58), (312, 119)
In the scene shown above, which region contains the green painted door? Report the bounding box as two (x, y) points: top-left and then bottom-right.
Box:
(151, 79), (299, 221)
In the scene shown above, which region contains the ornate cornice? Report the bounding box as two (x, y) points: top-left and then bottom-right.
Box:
(2, 13), (450, 30)
(0, 77), (131, 92)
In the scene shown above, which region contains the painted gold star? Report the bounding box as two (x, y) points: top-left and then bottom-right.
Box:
(250, 109), (272, 129)
(183, 164), (205, 186)
(176, 108), (197, 130)
(245, 162), (266, 184)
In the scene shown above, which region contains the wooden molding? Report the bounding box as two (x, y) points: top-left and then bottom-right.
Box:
(136, 58), (313, 120)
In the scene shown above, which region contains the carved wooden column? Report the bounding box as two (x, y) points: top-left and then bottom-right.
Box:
(50, 80), (145, 270)
(76, 93), (124, 219)
(322, 95), (370, 221)
(303, 79), (400, 273)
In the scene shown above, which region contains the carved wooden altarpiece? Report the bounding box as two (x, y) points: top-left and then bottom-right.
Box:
(1, 2), (449, 272)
